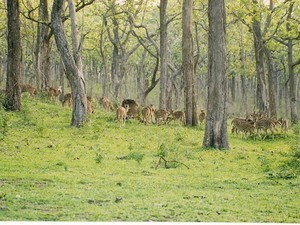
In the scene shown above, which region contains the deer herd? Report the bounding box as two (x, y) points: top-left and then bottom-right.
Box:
(6, 83), (289, 139)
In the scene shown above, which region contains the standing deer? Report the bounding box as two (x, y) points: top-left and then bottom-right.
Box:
(141, 105), (155, 125)
(169, 110), (186, 125)
(199, 109), (206, 125)
(62, 93), (72, 107)
(21, 84), (37, 97)
(154, 109), (170, 125)
(100, 97), (113, 112)
(116, 104), (129, 127)
(47, 86), (62, 101)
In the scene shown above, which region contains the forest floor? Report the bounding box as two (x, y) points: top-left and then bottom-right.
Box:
(0, 94), (299, 222)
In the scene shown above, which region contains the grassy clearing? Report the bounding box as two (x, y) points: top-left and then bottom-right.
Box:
(0, 96), (299, 222)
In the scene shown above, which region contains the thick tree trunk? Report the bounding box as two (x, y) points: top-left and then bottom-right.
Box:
(51, 0), (87, 127)
(6, 0), (21, 111)
(203, 0), (229, 149)
(159, 0), (168, 109)
(264, 47), (277, 118)
(182, 0), (197, 126)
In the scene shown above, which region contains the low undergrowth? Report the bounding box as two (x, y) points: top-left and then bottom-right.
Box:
(0, 96), (299, 222)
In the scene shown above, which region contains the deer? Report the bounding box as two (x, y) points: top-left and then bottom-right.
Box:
(20, 84), (37, 97)
(234, 119), (255, 138)
(278, 117), (289, 134)
(62, 93), (72, 107)
(154, 109), (170, 125)
(255, 118), (275, 139)
(116, 104), (130, 127)
(126, 105), (140, 120)
(199, 109), (206, 125)
(87, 97), (94, 114)
(169, 110), (186, 125)
(141, 105), (155, 125)
(47, 86), (62, 101)
(100, 97), (113, 112)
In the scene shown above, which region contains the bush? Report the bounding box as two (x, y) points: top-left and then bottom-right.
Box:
(292, 124), (300, 135)
(0, 108), (9, 140)
(268, 145), (300, 179)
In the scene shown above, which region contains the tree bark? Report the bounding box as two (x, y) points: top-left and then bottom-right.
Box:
(6, 0), (21, 111)
(252, 0), (269, 113)
(67, 0), (83, 74)
(182, 0), (197, 126)
(264, 47), (277, 118)
(159, 0), (168, 109)
(286, 3), (298, 124)
(203, 0), (229, 149)
(51, 0), (87, 127)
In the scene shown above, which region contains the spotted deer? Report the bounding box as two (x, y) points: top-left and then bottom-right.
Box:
(21, 84), (37, 97)
(116, 104), (130, 127)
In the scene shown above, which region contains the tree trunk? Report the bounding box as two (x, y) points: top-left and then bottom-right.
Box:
(67, 0), (83, 74)
(239, 25), (248, 114)
(159, 0), (168, 109)
(51, 0), (87, 127)
(6, 0), (21, 111)
(252, 0), (269, 113)
(100, 16), (108, 97)
(203, 0), (229, 149)
(35, 0), (51, 90)
(182, 0), (197, 126)
(286, 3), (298, 124)
(264, 47), (277, 118)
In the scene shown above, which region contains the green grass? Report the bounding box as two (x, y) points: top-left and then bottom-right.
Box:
(0, 96), (299, 222)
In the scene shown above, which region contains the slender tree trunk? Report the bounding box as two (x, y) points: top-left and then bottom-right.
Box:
(203, 0), (229, 149)
(252, 0), (268, 113)
(100, 17), (108, 97)
(286, 3), (298, 124)
(51, 0), (87, 127)
(6, 0), (21, 111)
(35, 0), (51, 90)
(239, 24), (248, 114)
(59, 61), (65, 102)
(67, 0), (83, 74)
(182, 0), (197, 126)
(159, 0), (168, 109)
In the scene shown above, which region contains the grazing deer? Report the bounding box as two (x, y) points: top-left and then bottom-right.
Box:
(62, 93), (72, 107)
(154, 109), (170, 125)
(199, 109), (206, 125)
(116, 104), (130, 127)
(169, 110), (186, 125)
(21, 84), (37, 97)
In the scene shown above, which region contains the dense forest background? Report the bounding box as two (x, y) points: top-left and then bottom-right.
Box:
(0, 0), (299, 122)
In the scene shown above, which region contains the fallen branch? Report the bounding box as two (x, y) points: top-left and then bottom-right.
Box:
(155, 156), (190, 169)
